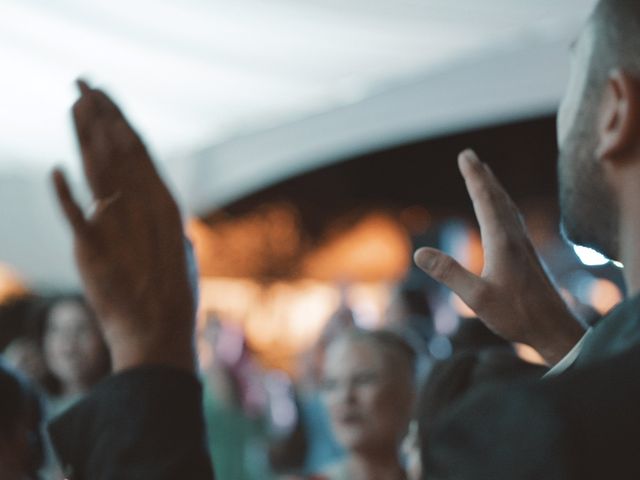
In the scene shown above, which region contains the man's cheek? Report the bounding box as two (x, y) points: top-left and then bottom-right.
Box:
(558, 91), (579, 147)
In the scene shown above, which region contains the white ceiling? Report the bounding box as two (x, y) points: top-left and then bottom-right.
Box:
(0, 0), (598, 288)
(1, 0), (596, 171)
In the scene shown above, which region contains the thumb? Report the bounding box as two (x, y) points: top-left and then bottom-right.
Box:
(414, 247), (484, 307)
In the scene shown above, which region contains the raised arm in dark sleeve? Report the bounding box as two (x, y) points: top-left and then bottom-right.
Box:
(49, 367), (215, 480)
(50, 81), (215, 480)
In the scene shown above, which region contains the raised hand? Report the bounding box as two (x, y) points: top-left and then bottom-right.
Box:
(52, 80), (196, 373)
(414, 150), (585, 365)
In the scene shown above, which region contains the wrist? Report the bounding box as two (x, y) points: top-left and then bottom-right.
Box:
(526, 301), (586, 365)
(107, 332), (197, 374)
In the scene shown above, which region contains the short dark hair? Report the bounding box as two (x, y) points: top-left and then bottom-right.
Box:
(591, 1), (640, 81)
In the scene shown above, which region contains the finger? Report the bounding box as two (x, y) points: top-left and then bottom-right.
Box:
(74, 80), (123, 121)
(52, 169), (88, 235)
(414, 247), (486, 307)
(72, 86), (108, 173)
(72, 86), (98, 155)
(91, 89), (126, 121)
(76, 78), (91, 96)
(87, 113), (124, 198)
(90, 90), (160, 181)
(72, 88), (124, 198)
(109, 117), (155, 172)
(72, 83), (161, 196)
(458, 150), (525, 241)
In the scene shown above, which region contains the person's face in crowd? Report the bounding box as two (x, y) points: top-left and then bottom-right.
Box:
(321, 337), (413, 455)
(43, 300), (106, 391)
(556, 18), (620, 260)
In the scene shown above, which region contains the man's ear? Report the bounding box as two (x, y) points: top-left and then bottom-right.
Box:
(596, 69), (640, 160)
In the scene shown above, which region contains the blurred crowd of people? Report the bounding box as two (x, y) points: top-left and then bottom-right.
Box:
(1, 279), (551, 480)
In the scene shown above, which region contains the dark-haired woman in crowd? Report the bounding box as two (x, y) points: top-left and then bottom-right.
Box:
(37, 295), (110, 416)
(318, 329), (416, 480)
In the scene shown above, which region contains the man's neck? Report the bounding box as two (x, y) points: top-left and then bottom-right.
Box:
(613, 164), (640, 297)
(619, 196), (640, 297)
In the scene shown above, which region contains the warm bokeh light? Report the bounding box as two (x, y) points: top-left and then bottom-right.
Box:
(588, 279), (623, 315)
(189, 209), (410, 282)
(187, 204), (303, 280)
(565, 273), (624, 317)
(347, 283), (394, 329)
(197, 278), (392, 372)
(189, 208), (410, 371)
(0, 263), (28, 302)
(301, 213), (411, 282)
(443, 222), (484, 275)
(514, 343), (547, 366)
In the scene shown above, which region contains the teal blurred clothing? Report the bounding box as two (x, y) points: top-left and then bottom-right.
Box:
(299, 391), (344, 475)
(203, 380), (275, 480)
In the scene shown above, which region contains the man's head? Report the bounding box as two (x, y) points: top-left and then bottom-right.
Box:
(558, 0), (640, 260)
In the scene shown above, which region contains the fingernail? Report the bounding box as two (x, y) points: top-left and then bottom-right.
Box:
(414, 249), (436, 271)
(460, 149), (479, 165)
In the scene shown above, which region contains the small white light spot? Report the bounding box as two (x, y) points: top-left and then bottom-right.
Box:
(573, 245), (610, 266)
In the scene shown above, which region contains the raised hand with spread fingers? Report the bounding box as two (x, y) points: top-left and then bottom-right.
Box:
(414, 150), (585, 365)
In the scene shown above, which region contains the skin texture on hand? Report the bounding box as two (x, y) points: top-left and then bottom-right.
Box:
(414, 150), (585, 365)
(52, 80), (196, 373)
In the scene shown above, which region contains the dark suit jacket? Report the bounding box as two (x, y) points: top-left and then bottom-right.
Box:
(48, 366), (216, 480)
(573, 293), (640, 367)
(424, 295), (640, 480)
